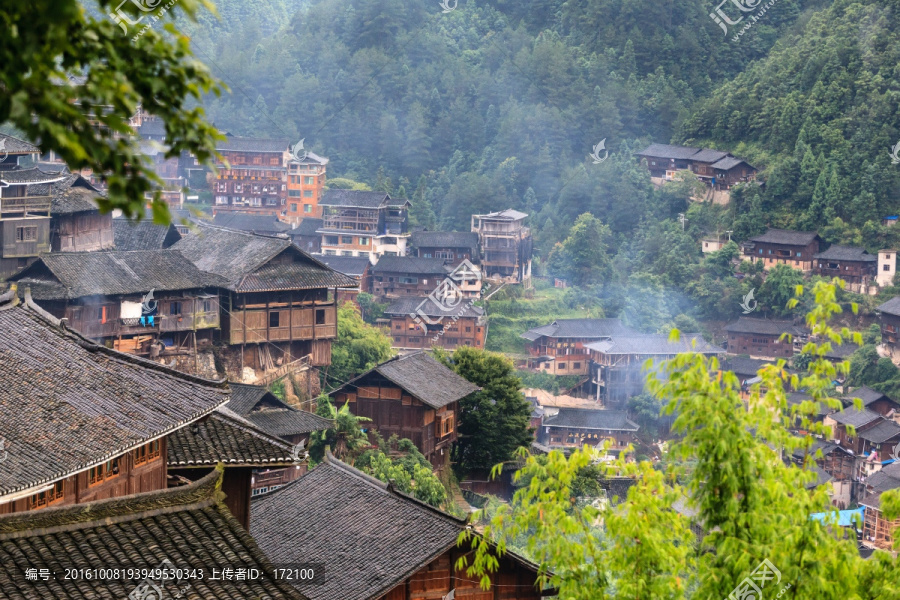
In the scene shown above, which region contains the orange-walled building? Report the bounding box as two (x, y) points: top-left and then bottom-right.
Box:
(286, 152), (328, 223)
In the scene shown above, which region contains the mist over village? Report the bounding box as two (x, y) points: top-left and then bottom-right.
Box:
(2, 0), (900, 598)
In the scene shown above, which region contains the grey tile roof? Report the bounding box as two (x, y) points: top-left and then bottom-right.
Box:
(521, 318), (636, 341)
(712, 156), (752, 170)
(217, 136), (290, 153)
(137, 118), (167, 137)
(226, 384), (333, 438)
(634, 143), (702, 160)
(786, 392), (832, 416)
(0, 132), (39, 154)
(48, 174), (104, 214)
(213, 212), (292, 234)
(173, 223), (355, 291)
(251, 454), (469, 600)
(877, 296), (900, 317)
(721, 357), (774, 377)
(0, 469), (308, 600)
(748, 229), (820, 246)
(842, 386), (890, 408)
(167, 409), (296, 467)
(288, 151), (328, 166)
(830, 406), (882, 428)
(227, 382), (278, 415)
(824, 342), (861, 360)
(690, 149), (729, 163)
(316, 255), (370, 277)
(814, 245), (876, 262)
(410, 230), (478, 250)
(475, 208), (528, 220)
(291, 217), (324, 237)
(724, 317), (803, 336)
(336, 351), (479, 409)
(0, 167), (66, 185)
(320, 189), (392, 208)
(113, 217), (182, 251)
(10, 250), (226, 299)
(0, 294), (229, 498)
(585, 334), (725, 355)
(542, 408), (639, 431)
(858, 419), (900, 444)
(371, 255), (449, 275)
(383, 296), (484, 319)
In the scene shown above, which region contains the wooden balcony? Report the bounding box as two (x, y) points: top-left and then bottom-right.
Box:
(0, 196), (52, 216)
(228, 304), (337, 345)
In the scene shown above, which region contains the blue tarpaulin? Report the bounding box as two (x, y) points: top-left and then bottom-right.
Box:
(810, 507), (865, 528)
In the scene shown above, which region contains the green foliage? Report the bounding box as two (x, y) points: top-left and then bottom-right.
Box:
(325, 177), (372, 191)
(356, 293), (387, 325)
(307, 396), (371, 464)
(434, 347), (533, 475)
(759, 264), (806, 316)
(355, 440), (447, 507)
(1, 0), (222, 222)
(546, 213), (613, 286)
(326, 302), (394, 388)
(515, 371), (584, 395)
(458, 282), (900, 597)
(626, 393), (664, 440)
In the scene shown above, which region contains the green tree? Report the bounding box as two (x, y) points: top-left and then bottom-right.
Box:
(307, 396), (371, 464)
(759, 264), (805, 316)
(356, 439), (447, 507)
(546, 213), (612, 286)
(435, 347), (533, 474)
(1, 0), (222, 221)
(326, 302), (394, 387)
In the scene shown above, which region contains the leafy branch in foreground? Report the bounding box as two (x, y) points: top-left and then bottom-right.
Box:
(0, 0), (224, 222)
(457, 280), (900, 599)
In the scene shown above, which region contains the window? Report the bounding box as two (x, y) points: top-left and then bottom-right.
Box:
(340, 251), (352, 256)
(169, 301), (182, 315)
(797, 252), (802, 257)
(325, 236), (339, 245)
(289, 190), (301, 197)
(304, 204), (312, 213)
(88, 458), (120, 486)
(30, 481), (64, 509)
(266, 197), (278, 206)
(758, 249), (763, 254)
(885, 265), (891, 271)
(359, 238), (370, 246)
(291, 203), (298, 212)
(399, 276), (418, 284)
(234, 183), (243, 193)
(573, 362), (581, 369)
(341, 236), (354, 245)
(200, 299), (213, 313)
(97, 306), (107, 323)
(439, 414), (455, 437)
(133, 440), (161, 465)
(316, 309), (326, 325)
(269, 312), (280, 328)
(465, 326), (472, 332)
(559, 363), (567, 370)
(15, 226), (37, 242)
(358, 252), (370, 259)
(305, 176), (314, 185)
(324, 250), (336, 256)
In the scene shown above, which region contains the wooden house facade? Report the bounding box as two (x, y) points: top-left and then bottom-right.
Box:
(384, 296), (486, 350)
(538, 408), (639, 457)
(371, 255), (449, 298)
(286, 152), (328, 222)
(813, 245), (878, 292)
(521, 318), (637, 376)
(741, 229), (821, 272)
(410, 230), (479, 267)
(634, 143), (757, 190)
(472, 209), (532, 284)
(877, 296), (900, 356)
(251, 453), (550, 600)
(724, 317), (804, 359)
(330, 352), (479, 468)
(211, 136), (289, 217)
(860, 463), (900, 550)
(319, 189), (411, 259)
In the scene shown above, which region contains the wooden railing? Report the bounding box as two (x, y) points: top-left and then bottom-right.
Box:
(255, 355), (311, 387)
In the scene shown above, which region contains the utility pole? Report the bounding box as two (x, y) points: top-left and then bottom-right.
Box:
(726, 229), (733, 242)
(678, 213), (687, 231)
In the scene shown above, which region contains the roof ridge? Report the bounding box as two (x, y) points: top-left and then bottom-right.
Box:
(211, 408), (295, 451)
(0, 467), (223, 539)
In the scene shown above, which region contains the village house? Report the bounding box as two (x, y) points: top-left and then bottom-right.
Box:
(860, 463), (900, 550)
(587, 334), (725, 408)
(318, 189), (410, 259)
(409, 230), (479, 267)
(701, 238), (726, 253)
(317, 254), (373, 305)
(290, 216), (324, 254)
(828, 407), (900, 475)
(877, 296), (900, 356)
(0, 469), (307, 599)
(724, 317), (805, 359)
(383, 296), (486, 351)
(370, 255), (449, 298)
(48, 173), (115, 253)
(251, 451), (550, 600)
(211, 136), (289, 218)
(112, 214), (182, 251)
(813, 245), (879, 293)
(472, 208), (533, 284)
(10, 250), (227, 365)
(212, 211), (292, 236)
(634, 143), (757, 190)
(741, 229), (821, 272)
(877, 250), (897, 287)
(0, 287), (230, 516)
(538, 408), (639, 458)
(139, 139), (186, 208)
(329, 352), (479, 469)
(521, 318), (637, 376)
(286, 151), (328, 222)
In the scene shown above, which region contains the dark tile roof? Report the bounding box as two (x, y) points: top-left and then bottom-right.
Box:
(113, 217), (182, 250)
(410, 230), (479, 250)
(227, 382), (277, 415)
(474, 208), (528, 221)
(0, 469), (308, 600)
(814, 245), (876, 262)
(173, 223), (356, 291)
(288, 151), (328, 166)
(251, 454), (479, 600)
(336, 351), (479, 409)
(10, 250), (226, 300)
(748, 229), (820, 246)
(0, 132), (39, 154)
(217, 136), (290, 153)
(521, 318), (636, 341)
(167, 409), (296, 467)
(823, 342), (861, 360)
(830, 406), (882, 428)
(721, 357), (774, 378)
(49, 174), (103, 214)
(291, 217), (324, 236)
(877, 296), (900, 317)
(0, 167), (67, 185)
(790, 439), (842, 461)
(33, 161), (69, 173)
(137, 118), (167, 137)
(634, 143), (702, 160)
(0, 292), (229, 499)
(383, 296), (484, 319)
(786, 392), (831, 417)
(213, 212), (292, 234)
(843, 386), (890, 408)
(712, 156), (753, 171)
(316, 255), (370, 278)
(226, 384), (333, 438)
(858, 419), (900, 444)
(320, 189), (392, 208)
(724, 317), (803, 336)
(542, 408), (639, 431)
(371, 255), (449, 275)
(690, 149), (729, 163)
(585, 334), (725, 355)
